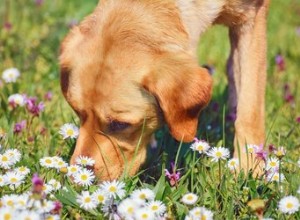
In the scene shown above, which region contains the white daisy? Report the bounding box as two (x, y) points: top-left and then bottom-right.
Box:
(42, 184), (54, 194)
(0, 153), (14, 169)
(8, 94), (26, 107)
(92, 188), (108, 205)
(14, 194), (29, 210)
(100, 180), (126, 199)
(59, 123), (79, 139)
(206, 147), (230, 162)
(278, 195), (300, 214)
(0, 207), (15, 220)
(53, 159), (68, 170)
(190, 140), (210, 154)
(274, 146), (286, 158)
(227, 158), (239, 171)
(147, 200), (166, 216)
(1, 194), (18, 208)
(246, 144), (258, 154)
(4, 171), (25, 188)
(189, 207), (214, 220)
(67, 164), (82, 176)
(266, 157), (279, 171)
(0, 174), (6, 186)
(181, 193), (198, 205)
(266, 171), (285, 182)
(185, 214), (193, 220)
(73, 168), (95, 187)
(40, 157), (55, 168)
(2, 68), (20, 83)
(15, 210), (40, 220)
(45, 215), (60, 220)
(48, 179), (61, 191)
(4, 149), (21, 164)
(134, 207), (155, 220)
(118, 198), (139, 219)
(75, 155), (95, 167)
(14, 166), (30, 176)
(131, 188), (155, 204)
(76, 191), (97, 210)
(35, 200), (55, 214)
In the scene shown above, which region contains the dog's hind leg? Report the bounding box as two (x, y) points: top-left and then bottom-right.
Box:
(228, 1), (270, 175)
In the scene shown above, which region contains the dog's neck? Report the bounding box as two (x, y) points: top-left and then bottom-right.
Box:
(175, 0), (225, 52)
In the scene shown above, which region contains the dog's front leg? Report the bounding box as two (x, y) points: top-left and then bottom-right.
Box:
(227, 2), (269, 175)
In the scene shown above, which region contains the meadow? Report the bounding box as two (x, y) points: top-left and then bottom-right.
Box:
(0, 0), (300, 219)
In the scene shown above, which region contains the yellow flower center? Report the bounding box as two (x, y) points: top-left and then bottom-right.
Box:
(71, 167), (77, 172)
(142, 213), (148, 219)
(230, 161), (236, 166)
(4, 213), (12, 220)
(84, 197), (91, 203)
(25, 217), (31, 220)
(81, 159), (87, 165)
(98, 195), (104, 203)
(248, 148), (254, 153)
(286, 202), (293, 209)
(216, 152), (222, 158)
(201, 215), (207, 220)
(187, 195), (194, 200)
(2, 156), (8, 162)
(127, 207), (134, 214)
(7, 200), (14, 206)
(139, 193), (146, 199)
(46, 217), (54, 220)
(270, 161), (277, 167)
(81, 174), (88, 181)
(19, 167), (26, 172)
(45, 159), (52, 164)
(109, 186), (117, 192)
(197, 145), (204, 151)
(273, 175), (279, 181)
(66, 129), (74, 136)
(10, 177), (18, 183)
(151, 205), (158, 211)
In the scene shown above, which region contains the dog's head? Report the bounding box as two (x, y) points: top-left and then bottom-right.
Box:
(59, 1), (212, 180)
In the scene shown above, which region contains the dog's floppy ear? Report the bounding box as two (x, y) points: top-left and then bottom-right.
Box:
(142, 53), (213, 142)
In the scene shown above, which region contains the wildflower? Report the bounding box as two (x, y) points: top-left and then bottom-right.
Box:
(53, 157), (68, 170)
(26, 97), (45, 116)
(0, 174), (6, 186)
(190, 139), (210, 154)
(274, 146), (286, 159)
(92, 188), (108, 205)
(14, 194), (29, 210)
(5, 149), (22, 164)
(2, 67), (20, 83)
(102, 197), (121, 220)
(16, 210), (40, 220)
(0, 207), (15, 220)
(76, 191), (97, 210)
(48, 179), (61, 191)
(189, 207), (214, 220)
(246, 144), (258, 154)
(59, 123), (79, 139)
(75, 155), (95, 167)
(45, 215), (60, 220)
(131, 188), (155, 204)
(147, 200), (167, 216)
(254, 145), (268, 161)
(278, 195), (300, 214)
(181, 193), (198, 205)
(206, 147), (230, 162)
(275, 54), (285, 72)
(118, 198), (138, 219)
(266, 171), (285, 182)
(40, 156), (55, 168)
(1, 194), (18, 208)
(35, 0), (44, 6)
(8, 94), (26, 108)
(165, 162), (181, 187)
(32, 173), (44, 194)
(134, 207), (155, 220)
(14, 166), (30, 176)
(67, 164), (81, 176)
(50, 201), (62, 215)
(296, 117), (300, 123)
(4, 171), (25, 188)
(265, 157), (279, 171)
(44, 91), (53, 101)
(35, 200), (56, 214)
(227, 158), (239, 171)
(283, 84), (294, 104)
(13, 120), (27, 134)
(0, 153), (14, 169)
(73, 168), (95, 187)
(100, 180), (126, 199)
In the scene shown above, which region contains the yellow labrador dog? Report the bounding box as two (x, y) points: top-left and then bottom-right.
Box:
(60, 0), (269, 180)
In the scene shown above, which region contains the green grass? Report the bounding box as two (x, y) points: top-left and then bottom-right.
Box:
(0, 0), (300, 219)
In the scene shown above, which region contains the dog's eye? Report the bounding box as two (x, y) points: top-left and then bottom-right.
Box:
(109, 120), (131, 132)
